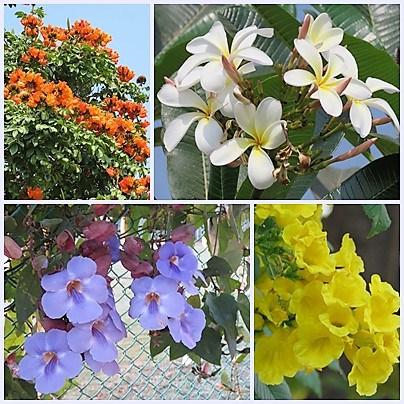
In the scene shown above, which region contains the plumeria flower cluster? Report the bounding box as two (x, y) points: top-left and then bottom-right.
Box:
(17, 207), (127, 394)
(127, 224), (206, 349)
(254, 204), (399, 397)
(284, 13), (399, 137)
(158, 14), (399, 191)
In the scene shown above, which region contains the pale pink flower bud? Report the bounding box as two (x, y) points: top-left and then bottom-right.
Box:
(4, 236), (22, 259)
(171, 224), (196, 243)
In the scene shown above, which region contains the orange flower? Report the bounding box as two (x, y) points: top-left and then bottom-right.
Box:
(21, 47), (48, 65)
(119, 176), (135, 194)
(104, 47), (119, 64)
(106, 167), (119, 177)
(27, 186), (44, 200)
(21, 15), (43, 37)
(117, 66), (135, 82)
(41, 25), (68, 47)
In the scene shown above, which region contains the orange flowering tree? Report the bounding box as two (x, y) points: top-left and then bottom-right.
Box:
(5, 6), (150, 200)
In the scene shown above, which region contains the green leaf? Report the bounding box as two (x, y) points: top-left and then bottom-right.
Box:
(254, 375), (292, 400)
(40, 218), (63, 230)
(295, 370), (322, 398)
(193, 327), (222, 365)
(150, 331), (171, 358)
(368, 5), (400, 57)
(372, 133), (399, 156)
(324, 154), (399, 200)
(169, 341), (190, 361)
(206, 293), (238, 357)
(15, 266), (41, 330)
(237, 293), (250, 330)
(204, 256), (233, 277)
(5, 365), (37, 400)
(362, 204), (392, 238)
(208, 165), (239, 199)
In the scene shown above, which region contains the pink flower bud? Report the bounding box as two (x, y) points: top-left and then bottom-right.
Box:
(92, 204), (116, 216)
(171, 224), (196, 243)
(31, 255), (48, 272)
(4, 236), (22, 259)
(123, 236), (144, 256)
(94, 254), (112, 278)
(131, 260), (153, 279)
(83, 221), (117, 242)
(171, 204), (185, 211)
(56, 230), (75, 253)
(332, 138), (377, 163)
(121, 251), (140, 272)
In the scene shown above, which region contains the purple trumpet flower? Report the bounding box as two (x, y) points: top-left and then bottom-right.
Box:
(67, 305), (125, 363)
(18, 329), (82, 394)
(107, 235), (121, 264)
(84, 352), (120, 376)
(156, 241), (198, 283)
(41, 256), (108, 324)
(129, 275), (185, 330)
(168, 303), (206, 349)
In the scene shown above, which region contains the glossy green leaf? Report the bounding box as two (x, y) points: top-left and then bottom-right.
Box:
(362, 204), (392, 238)
(324, 154), (399, 200)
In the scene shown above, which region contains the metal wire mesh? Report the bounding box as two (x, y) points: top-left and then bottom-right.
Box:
(4, 208), (250, 400)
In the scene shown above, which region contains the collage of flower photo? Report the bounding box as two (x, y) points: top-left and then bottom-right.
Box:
(2, 2), (401, 402)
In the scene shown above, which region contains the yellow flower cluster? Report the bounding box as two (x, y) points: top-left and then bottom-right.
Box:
(254, 204), (399, 396)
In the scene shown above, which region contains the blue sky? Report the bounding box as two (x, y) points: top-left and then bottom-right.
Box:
(5, 4), (150, 93)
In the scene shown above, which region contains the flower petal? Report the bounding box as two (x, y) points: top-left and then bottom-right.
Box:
(326, 45), (358, 78)
(157, 83), (207, 111)
(316, 28), (344, 52)
(231, 26), (274, 54)
(24, 332), (47, 356)
(90, 332), (118, 363)
(284, 69), (316, 87)
(261, 120), (287, 150)
(234, 102), (256, 136)
(45, 329), (70, 353)
(350, 101), (372, 138)
(232, 46), (273, 66)
(343, 78), (372, 100)
(18, 356), (45, 381)
(67, 326), (93, 353)
(58, 351), (83, 378)
(365, 77), (399, 94)
(41, 270), (69, 292)
(200, 61), (227, 93)
(131, 276), (154, 296)
(81, 275), (108, 303)
(41, 290), (70, 319)
(159, 292), (185, 318)
(308, 13), (332, 42)
(317, 88), (343, 117)
(195, 117), (224, 155)
(129, 297), (147, 319)
(248, 147), (276, 190)
(323, 53), (344, 81)
(294, 39), (323, 79)
(364, 98), (400, 132)
(163, 112), (204, 152)
(176, 67), (203, 90)
(67, 297), (103, 324)
(238, 62), (256, 75)
(177, 54), (215, 84)
(153, 275), (179, 295)
(210, 138), (254, 166)
(202, 21), (229, 55)
(255, 97), (282, 135)
(67, 256), (97, 280)
(35, 371), (66, 394)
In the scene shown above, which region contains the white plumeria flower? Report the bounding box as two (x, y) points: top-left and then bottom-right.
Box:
(210, 97), (286, 190)
(304, 13), (344, 52)
(344, 77), (399, 137)
(157, 83), (224, 154)
(176, 21), (274, 94)
(284, 39), (346, 117)
(218, 62), (256, 118)
(325, 45), (358, 79)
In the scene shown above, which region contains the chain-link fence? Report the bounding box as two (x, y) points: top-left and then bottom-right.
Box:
(4, 207), (250, 400)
